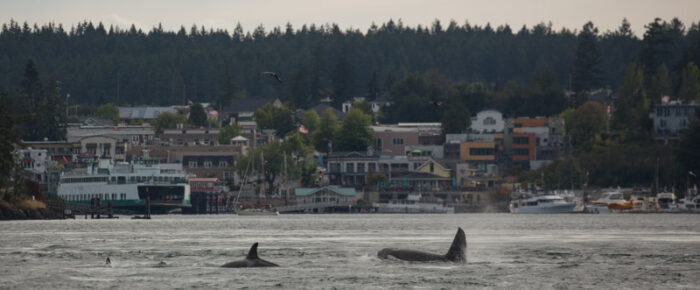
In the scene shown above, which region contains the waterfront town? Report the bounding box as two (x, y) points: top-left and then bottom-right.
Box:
(3, 91), (699, 218)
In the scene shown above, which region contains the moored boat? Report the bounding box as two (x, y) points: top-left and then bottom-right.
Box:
(509, 194), (577, 214)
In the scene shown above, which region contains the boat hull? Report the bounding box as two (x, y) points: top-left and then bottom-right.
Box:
(510, 203), (577, 214)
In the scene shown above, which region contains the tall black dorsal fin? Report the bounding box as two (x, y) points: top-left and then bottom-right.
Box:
(445, 227), (466, 263)
(247, 243), (259, 259)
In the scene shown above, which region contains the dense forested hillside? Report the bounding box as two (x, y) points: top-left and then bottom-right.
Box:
(0, 18), (698, 109)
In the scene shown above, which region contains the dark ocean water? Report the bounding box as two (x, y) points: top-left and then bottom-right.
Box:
(1, 214), (699, 289)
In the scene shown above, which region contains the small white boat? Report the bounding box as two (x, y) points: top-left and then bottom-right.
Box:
(656, 192), (677, 211)
(509, 195), (577, 214)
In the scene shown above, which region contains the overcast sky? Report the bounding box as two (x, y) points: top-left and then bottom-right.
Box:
(1, 0), (699, 35)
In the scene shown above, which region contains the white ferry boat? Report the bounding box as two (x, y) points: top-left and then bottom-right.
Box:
(509, 194), (577, 214)
(57, 159), (192, 213)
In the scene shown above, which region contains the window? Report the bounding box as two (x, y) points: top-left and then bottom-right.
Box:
(188, 161), (197, 168)
(346, 163), (354, 173)
(430, 163), (435, 173)
(376, 138), (382, 150)
(204, 161), (213, 168)
(513, 137), (529, 144)
(514, 148), (529, 156)
(86, 144), (97, 154)
(392, 138), (404, 145)
(357, 163), (365, 173)
(219, 161), (228, 168)
(483, 117), (496, 125)
(469, 148), (494, 156)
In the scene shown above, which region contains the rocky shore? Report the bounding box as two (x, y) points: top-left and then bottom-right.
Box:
(0, 201), (63, 220)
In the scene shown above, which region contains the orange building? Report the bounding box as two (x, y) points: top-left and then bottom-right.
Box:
(494, 132), (536, 162)
(459, 141), (497, 161)
(513, 117), (548, 128)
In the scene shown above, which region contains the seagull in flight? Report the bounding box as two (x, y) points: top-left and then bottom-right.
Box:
(262, 72), (282, 83)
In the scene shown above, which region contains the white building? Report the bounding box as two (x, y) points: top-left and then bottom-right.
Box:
(470, 110), (505, 134)
(649, 100), (698, 140)
(15, 148), (51, 182)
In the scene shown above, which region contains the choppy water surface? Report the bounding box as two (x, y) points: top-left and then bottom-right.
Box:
(1, 214), (699, 289)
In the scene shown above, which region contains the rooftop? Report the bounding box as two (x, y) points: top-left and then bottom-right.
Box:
(294, 186), (356, 196)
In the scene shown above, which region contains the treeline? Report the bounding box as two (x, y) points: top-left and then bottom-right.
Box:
(1, 18), (699, 110)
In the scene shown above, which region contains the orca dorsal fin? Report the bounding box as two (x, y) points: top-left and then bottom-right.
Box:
(445, 227), (466, 263)
(246, 243), (259, 259)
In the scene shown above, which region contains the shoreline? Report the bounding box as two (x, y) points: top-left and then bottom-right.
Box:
(0, 201), (63, 221)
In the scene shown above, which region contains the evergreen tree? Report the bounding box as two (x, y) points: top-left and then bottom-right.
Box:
(316, 108), (338, 153)
(0, 94), (23, 191)
(188, 103), (208, 127)
(641, 18), (672, 78)
(679, 62), (700, 102)
(615, 63), (649, 133)
(570, 101), (607, 148)
(441, 97), (470, 134)
(331, 47), (353, 107)
(37, 77), (66, 141)
(20, 59), (42, 106)
(572, 22), (602, 93)
(648, 64), (673, 103)
(367, 70), (380, 100)
(335, 108), (373, 151)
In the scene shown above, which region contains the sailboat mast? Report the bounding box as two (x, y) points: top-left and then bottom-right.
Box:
(284, 151), (288, 205)
(261, 150), (265, 201)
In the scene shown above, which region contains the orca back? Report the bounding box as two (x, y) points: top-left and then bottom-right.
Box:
(444, 227), (466, 263)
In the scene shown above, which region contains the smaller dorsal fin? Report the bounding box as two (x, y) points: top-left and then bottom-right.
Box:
(445, 227), (466, 263)
(246, 243), (259, 259)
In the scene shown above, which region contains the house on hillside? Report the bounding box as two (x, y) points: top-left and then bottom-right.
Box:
(221, 97), (281, 126)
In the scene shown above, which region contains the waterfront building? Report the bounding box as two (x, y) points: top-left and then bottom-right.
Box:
(14, 148), (51, 183)
(161, 128), (220, 146)
(649, 100), (698, 140)
(293, 186), (357, 207)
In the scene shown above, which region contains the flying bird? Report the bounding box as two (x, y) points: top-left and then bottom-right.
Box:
(262, 71), (282, 83)
(429, 101), (443, 107)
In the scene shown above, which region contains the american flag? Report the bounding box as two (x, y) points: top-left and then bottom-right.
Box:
(298, 125), (309, 134)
